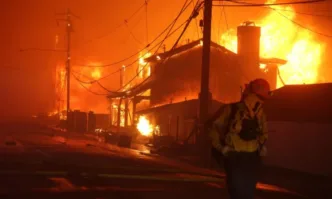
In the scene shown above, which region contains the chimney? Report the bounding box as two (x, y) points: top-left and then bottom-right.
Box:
(237, 21), (261, 69)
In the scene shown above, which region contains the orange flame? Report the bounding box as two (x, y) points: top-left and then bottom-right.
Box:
(136, 116), (153, 136)
(54, 63), (66, 117)
(220, 1), (324, 88)
(138, 52), (152, 78)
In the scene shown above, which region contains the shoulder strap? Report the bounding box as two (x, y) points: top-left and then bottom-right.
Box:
(205, 105), (227, 129)
(226, 102), (239, 133)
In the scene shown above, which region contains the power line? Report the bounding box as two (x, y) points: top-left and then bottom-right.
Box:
(92, 19), (192, 85)
(267, 7), (332, 18)
(72, 18), (191, 91)
(145, 0), (149, 44)
(75, 0), (196, 95)
(192, 0), (201, 39)
(75, 0), (193, 86)
(78, 1), (147, 47)
(270, 7), (332, 37)
(71, 70), (118, 94)
(111, 0), (194, 93)
(125, 21), (145, 46)
(107, 0), (203, 98)
(277, 67), (286, 86)
(70, 70), (93, 84)
(217, 5), (223, 43)
(72, 73), (109, 96)
(219, 0), (229, 44)
(77, 1), (193, 69)
(103, 0), (196, 96)
(222, 2), (229, 31)
(213, 0), (326, 7)
(215, 0), (332, 37)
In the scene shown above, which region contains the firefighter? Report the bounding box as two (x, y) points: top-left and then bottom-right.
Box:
(209, 78), (271, 199)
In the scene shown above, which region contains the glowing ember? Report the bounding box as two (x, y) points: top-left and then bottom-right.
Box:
(260, 64), (267, 69)
(220, 0), (324, 88)
(48, 111), (58, 117)
(91, 68), (101, 80)
(139, 52), (151, 65)
(136, 116), (153, 136)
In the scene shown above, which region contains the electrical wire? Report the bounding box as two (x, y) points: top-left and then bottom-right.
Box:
(105, 0), (196, 96)
(269, 7), (332, 18)
(113, 0), (194, 93)
(222, 1), (229, 31)
(78, 0), (193, 69)
(72, 19), (190, 90)
(108, 0), (202, 97)
(125, 22), (145, 46)
(145, 0), (149, 44)
(218, 0), (229, 46)
(277, 67), (286, 86)
(94, 19), (192, 84)
(71, 70), (121, 94)
(213, 0), (325, 7)
(215, 0), (332, 37)
(72, 73), (109, 96)
(270, 7), (332, 37)
(74, 0), (194, 94)
(79, 1), (147, 46)
(192, 0), (201, 39)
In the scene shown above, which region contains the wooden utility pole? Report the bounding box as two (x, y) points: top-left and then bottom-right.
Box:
(198, 0), (213, 167)
(56, 9), (78, 127)
(66, 9), (72, 122)
(199, 0), (213, 133)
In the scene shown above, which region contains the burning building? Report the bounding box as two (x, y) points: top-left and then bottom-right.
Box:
(107, 22), (286, 139)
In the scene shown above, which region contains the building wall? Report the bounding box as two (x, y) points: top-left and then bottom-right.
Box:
(265, 121), (332, 177)
(140, 100), (223, 144)
(149, 45), (276, 106)
(95, 114), (110, 128)
(150, 47), (243, 106)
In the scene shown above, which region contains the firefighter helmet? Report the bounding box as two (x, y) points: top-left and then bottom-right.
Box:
(245, 78), (272, 100)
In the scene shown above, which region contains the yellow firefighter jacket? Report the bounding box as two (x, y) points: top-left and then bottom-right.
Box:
(208, 101), (268, 153)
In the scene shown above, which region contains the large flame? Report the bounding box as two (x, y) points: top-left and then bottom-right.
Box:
(138, 52), (152, 78)
(50, 63), (67, 118)
(136, 116), (153, 136)
(220, 1), (324, 88)
(53, 61), (109, 115)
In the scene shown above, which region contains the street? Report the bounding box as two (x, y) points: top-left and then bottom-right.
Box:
(0, 120), (328, 199)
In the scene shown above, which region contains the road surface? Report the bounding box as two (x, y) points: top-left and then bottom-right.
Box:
(0, 120), (328, 199)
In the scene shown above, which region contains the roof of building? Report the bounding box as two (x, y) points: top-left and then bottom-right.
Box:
(145, 39), (287, 65)
(265, 83), (332, 123)
(108, 39), (286, 99)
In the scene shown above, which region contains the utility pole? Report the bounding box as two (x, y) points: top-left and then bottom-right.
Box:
(198, 0), (213, 167)
(56, 9), (79, 128)
(66, 9), (72, 123)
